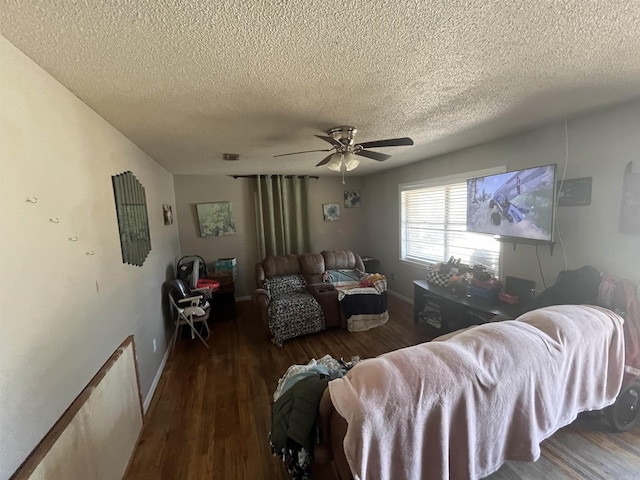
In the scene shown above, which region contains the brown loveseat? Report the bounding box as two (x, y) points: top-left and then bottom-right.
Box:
(253, 251), (366, 345)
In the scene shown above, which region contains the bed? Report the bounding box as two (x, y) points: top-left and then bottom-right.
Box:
(315, 305), (625, 480)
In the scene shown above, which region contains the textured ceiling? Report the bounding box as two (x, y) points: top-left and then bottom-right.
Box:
(2, 1), (640, 176)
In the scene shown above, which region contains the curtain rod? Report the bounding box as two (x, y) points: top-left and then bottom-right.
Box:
(229, 175), (319, 179)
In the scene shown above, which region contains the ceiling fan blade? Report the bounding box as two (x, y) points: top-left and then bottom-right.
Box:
(316, 153), (335, 167)
(357, 137), (414, 149)
(355, 150), (391, 162)
(273, 148), (332, 158)
(315, 135), (343, 147)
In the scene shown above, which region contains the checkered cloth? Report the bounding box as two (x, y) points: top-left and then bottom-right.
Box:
(426, 265), (453, 287)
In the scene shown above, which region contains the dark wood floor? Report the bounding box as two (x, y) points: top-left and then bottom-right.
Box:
(125, 296), (640, 480)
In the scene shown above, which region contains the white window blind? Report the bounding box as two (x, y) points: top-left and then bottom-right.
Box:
(401, 175), (501, 274)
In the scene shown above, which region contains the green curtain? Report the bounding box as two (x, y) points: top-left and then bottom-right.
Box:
(256, 175), (311, 257)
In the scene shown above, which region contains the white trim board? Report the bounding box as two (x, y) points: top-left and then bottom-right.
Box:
(143, 343), (170, 414)
(387, 289), (413, 305)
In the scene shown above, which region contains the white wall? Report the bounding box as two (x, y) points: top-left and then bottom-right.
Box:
(0, 36), (181, 479)
(363, 101), (640, 298)
(173, 175), (367, 296)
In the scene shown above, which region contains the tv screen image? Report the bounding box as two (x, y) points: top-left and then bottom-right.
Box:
(467, 164), (556, 242)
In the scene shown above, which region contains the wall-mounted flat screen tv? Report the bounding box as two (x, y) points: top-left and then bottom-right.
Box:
(467, 164), (557, 242)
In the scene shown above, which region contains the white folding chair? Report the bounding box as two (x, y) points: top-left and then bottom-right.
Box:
(167, 281), (211, 353)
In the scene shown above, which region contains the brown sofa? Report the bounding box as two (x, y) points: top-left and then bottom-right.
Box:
(312, 304), (627, 480)
(253, 250), (366, 342)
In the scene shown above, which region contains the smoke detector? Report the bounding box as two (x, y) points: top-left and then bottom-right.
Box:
(223, 153), (240, 161)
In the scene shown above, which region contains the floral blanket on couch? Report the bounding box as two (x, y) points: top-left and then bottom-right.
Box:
(324, 270), (389, 332)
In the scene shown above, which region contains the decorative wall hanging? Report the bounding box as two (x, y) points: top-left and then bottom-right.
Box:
(557, 177), (592, 206)
(344, 190), (361, 208)
(619, 161), (640, 234)
(196, 201), (236, 237)
(112, 171), (151, 266)
(162, 204), (173, 225)
(323, 203), (341, 221)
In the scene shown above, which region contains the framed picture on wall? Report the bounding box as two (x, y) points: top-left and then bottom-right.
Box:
(112, 171), (151, 266)
(619, 161), (640, 233)
(557, 177), (592, 206)
(322, 203), (341, 221)
(196, 201), (236, 237)
(344, 190), (361, 208)
(162, 204), (173, 225)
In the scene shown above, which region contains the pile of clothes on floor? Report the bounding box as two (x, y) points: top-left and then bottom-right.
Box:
(270, 355), (358, 480)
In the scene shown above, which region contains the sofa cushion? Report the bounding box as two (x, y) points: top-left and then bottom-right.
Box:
(262, 254), (301, 278)
(264, 273), (307, 298)
(299, 253), (326, 285)
(322, 250), (364, 271)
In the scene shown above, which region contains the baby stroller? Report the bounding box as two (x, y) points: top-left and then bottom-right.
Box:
(605, 279), (640, 432)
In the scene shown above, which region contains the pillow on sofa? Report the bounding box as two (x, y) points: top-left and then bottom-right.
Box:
(264, 274), (307, 298)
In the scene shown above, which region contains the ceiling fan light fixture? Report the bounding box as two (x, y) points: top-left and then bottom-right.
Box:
(326, 152), (360, 172)
(343, 152), (360, 171)
(327, 153), (344, 172)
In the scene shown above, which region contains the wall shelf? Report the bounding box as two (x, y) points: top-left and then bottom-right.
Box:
(496, 236), (555, 256)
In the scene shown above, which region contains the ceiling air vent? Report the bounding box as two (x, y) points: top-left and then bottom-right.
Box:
(223, 153), (240, 161)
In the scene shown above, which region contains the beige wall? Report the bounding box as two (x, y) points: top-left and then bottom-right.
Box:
(173, 175), (259, 297)
(308, 176), (367, 255)
(362, 101), (640, 299)
(173, 175), (367, 296)
(0, 36), (181, 480)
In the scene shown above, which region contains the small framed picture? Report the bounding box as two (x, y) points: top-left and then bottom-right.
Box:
(557, 177), (592, 206)
(344, 190), (361, 208)
(322, 203), (341, 222)
(162, 204), (173, 225)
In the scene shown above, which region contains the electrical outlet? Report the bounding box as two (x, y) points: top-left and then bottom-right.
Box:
(391, 273), (395, 281)
(152, 338), (157, 353)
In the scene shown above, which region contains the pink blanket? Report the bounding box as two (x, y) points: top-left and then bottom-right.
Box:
(328, 305), (625, 480)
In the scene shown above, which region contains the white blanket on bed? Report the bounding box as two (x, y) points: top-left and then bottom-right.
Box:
(328, 305), (625, 480)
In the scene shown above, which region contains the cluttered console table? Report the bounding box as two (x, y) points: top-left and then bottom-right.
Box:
(414, 280), (521, 335)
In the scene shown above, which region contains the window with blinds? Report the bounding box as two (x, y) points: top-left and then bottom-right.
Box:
(400, 174), (502, 274)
